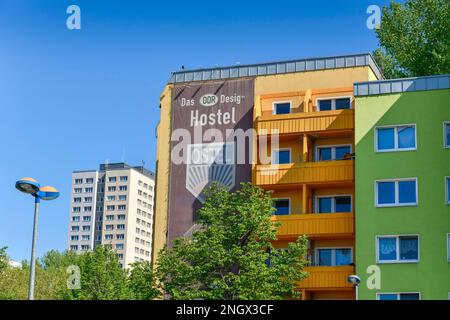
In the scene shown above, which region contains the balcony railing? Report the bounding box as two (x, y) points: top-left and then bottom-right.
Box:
(300, 266), (355, 290)
(272, 212), (354, 239)
(254, 160), (354, 186)
(255, 109), (354, 136)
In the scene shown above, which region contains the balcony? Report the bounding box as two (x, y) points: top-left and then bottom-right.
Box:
(254, 160), (354, 187)
(272, 212), (354, 239)
(300, 266), (355, 290)
(255, 109), (354, 136)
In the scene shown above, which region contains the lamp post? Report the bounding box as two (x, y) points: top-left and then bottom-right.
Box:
(15, 178), (59, 300)
(347, 275), (361, 300)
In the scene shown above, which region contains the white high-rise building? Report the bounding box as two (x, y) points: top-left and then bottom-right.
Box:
(68, 163), (155, 268)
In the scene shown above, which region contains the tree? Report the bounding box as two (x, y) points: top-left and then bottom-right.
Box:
(156, 183), (308, 300)
(374, 0), (450, 78)
(62, 246), (131, 300)
(0, 247), (8, 272)
(128, 261), (160, 300)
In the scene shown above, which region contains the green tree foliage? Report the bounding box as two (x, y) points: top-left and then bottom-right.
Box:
(374, 0), (450, 78)
(0, 247), (8, 272)
(128, 261), (160, 300)
(156, 183), (308, 300)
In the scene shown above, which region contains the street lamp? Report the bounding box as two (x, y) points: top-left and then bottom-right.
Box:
(15, 177), (59, 300)
(347, 275), (361, 300)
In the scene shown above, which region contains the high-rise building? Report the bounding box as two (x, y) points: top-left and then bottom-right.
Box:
(153, 53), (382, 299)
(68, 162), (155, 268)
(354, 74), (450, 300)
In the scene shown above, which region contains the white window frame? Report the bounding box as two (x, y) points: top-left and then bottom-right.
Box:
(315, 96), (353, 111)
(273, 198), (291, 215)
(376, 292), (421, 300)
(444, 121), (450, 148)
(375, 178), (418, 207)
(376, 234), (420, 264)
(314, 194), (353, 213)
(314, 247), (353, 266)
(271, 148), (292, 164)
(446, 176), (450, 205)
(272, 101), (292, 115)
(374, 124), (417, 153)
(315, 144), (353, 162)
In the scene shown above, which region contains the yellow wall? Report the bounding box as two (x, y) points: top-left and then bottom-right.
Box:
(152, 84), (173, 266)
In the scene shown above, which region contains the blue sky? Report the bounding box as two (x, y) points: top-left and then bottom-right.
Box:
(0, 0), (391, 261)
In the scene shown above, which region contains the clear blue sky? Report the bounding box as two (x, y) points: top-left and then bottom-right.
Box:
(0, 0), (391, 261)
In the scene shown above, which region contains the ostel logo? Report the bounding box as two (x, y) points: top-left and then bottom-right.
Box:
(199, 94), (218, 107)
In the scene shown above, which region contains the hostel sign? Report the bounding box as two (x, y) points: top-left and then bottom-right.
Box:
(168, 79), (254, 245)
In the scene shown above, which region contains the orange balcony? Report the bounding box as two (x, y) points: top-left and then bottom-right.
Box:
(300, 266), (355, 291)
(255, 109), (354, 136)
(272, 213), (354, 239)
(254, 160), (354, 187)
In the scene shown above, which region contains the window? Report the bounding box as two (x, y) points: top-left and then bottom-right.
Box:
(71, 226), (79, 232)
(70, 235), (79, 241)
(377, 293), (420, 300)
(83, 206), (92, 212)
(74, 188), (82, 194)
(118, 205), (126, 211)
(117, 224), (125, 230)
(444, 122), (450, 148)
(82, 225), (90, 231)
(84, 197), (92, 203)
(74, 178), (83, 185)
(377, 235), (419, 263)
(107, 195), (116, 201)
(119, 195), (127, 201)
(376, 125), (416, 152)
(70, 245), (78, 251)
(84, 187), (93, 193)
(72, 207), (81, 213)
(85, 178), (94, 184)
(116, 234), (125, 240)
(105, 234), (113, 240)
(447, 234), (450, 262)
(446, 177), (450, 204)
(316, 145), (352, 161)
(118, 214), (126, 220)
(73, 197), (81, 203)
(315, 248), (352, 266)
(119, 185), (127, 191)
(81, 245), (90, 251)
(106, 205), (115, 211)
(273, 199), (290, 215)
(72, 216), (80, 222)
(272, 149), (291, 164)
(83, 216), (91, 222)
(316, 195), (352, 213)
(106, 215), (114, 221)
(120, 176), (128, 182)
(109, 177), (116, 182)
(317, 97), (351, 111)
(105, 225), (114, 231)
(376, 178), (417, 207)
(116, 244), (124, 250)
(108, 186), (116, 192)
(82, 235), (90, 241)
(273, 102), (291, 115)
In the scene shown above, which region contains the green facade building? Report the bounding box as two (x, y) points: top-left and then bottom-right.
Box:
(354, 74), (450, 300)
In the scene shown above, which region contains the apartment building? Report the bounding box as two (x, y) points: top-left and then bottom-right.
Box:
(354, 75), (450, 300)
(68, 162), (155, 268)
(153, 53), (382, 299)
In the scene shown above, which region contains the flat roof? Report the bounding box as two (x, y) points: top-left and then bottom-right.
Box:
(354, 74), (450, 96)
(73, 163), (155, 180)
(168, 53), (383, 84)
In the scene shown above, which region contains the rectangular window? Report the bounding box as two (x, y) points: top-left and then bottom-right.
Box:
(71, 226), (79, 232)
(118, 205), (126, 211)
(377, 293), (420, 300)
(315, 248), (352, 266)
(272, 149), (291, 164)
(73, 197), (82, 203)
(273, 102), (291, 115)
(74, 188), (82, 194)
(106, 205), (115, 211)
(118, 214), (126, 220)
(120, 176), (128, 182)
(119, 195), (127, 201)
(74, 178), (83, 185)
(116, 234), (125, 240)
(85, 178), (94, 184)
(82, 226), (90, 231)
(105, 234), (113, 240)
(376, 178), (417, 207)
(109, 177), (116, 182)
(119, 186), (128, 191)
(83, 216), (91, 222)
(377, 235), (419, 263)
(106, 215), (114, 221)
(108, 186), (116, 192)
(117, 224), (125, 230)
(72, 207), (81, 213)
(105, 225), (114, 231)
(107, 195), (116, 201)
(317, 97), (351, 111)
(84, 187), (93, 193)
(82, 235), (90, 241)
(72, 216), (80, 222)
(444, 122), (450, 148)
(81, 245), (90, 251)
(70, 235), (79, 241)
(316, 145), (352, 161)
(316, 195), (352, 213)
(83, 206), (92, 212)
(376, 125), (416, 152)
(84, 197), (92, 203)
(446, 177), (450, 204)
(116, 244), (124, 250)
(273, 199), (290, 215)
(70, 245), (78, 251)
